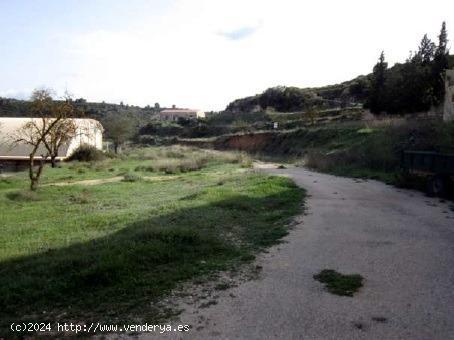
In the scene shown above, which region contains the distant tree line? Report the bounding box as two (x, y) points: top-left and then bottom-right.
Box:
(0, 97), (161, 125)
(366, 22), (450, 114)
(0, 97), (165, 147)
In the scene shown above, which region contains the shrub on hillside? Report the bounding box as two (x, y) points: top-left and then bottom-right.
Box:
(67, 145), (105, 162)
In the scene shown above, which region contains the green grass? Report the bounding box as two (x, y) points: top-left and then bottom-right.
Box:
(313, 269), (364, 297)
(1, 145), (252, 190)
(0, 146), (304, 336)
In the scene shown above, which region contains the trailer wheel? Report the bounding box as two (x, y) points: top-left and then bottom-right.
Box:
(426, 175), (445, 197)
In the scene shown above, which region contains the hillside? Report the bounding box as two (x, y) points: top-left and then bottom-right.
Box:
(225, 75), (370, 113)
(226, 54), (454, 114)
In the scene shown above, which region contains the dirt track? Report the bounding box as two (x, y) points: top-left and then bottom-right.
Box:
(140, 166), (454, 340)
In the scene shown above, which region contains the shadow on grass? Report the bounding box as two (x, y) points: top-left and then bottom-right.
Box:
(0, 187), (303, 336)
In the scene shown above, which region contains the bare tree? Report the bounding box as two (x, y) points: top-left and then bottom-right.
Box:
(12, 117), (53, 190)
(42, 94), (79, 167)
(11, 89), (79, 190)
(44, 118), (77, 167)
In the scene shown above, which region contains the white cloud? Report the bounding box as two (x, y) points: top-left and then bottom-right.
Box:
(218, 25), (261, 40)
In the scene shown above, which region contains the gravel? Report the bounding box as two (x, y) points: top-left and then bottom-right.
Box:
(139, 167), (454, 340)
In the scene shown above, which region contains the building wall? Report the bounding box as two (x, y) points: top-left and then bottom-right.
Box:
(0, 117), (103, 160)
(443, 69), (454, 122)
(66, 119), (103, 156)
(159, 110), (205, 121)
(160, 113), (196, 121)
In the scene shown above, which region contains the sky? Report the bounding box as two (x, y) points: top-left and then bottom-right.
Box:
(0, 0), (453, 111)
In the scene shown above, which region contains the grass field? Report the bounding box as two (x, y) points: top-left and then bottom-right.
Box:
(0, 146), (304, 336)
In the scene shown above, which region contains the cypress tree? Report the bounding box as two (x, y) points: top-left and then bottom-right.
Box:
(368, 51), (388, 114)
(432, 21), (449, 105)
(414, 34), (435, 65)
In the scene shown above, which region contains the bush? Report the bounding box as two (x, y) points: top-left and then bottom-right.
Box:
(238, 153), (253, 168)
(122, 173), (143, 182)
(138, 122), (183, 137)
(134, 165), (154, 172)
(69, 190), (91, 204)
(67, 145), (105, 162)
(136, 135), (157, 145)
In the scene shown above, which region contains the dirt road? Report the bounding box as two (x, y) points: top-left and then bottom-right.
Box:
(143, 167), (454, 340)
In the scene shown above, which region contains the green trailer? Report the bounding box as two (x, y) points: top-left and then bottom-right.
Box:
(401, 151), (454, 196)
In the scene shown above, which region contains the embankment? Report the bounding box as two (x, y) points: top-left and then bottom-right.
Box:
(182, 120), (454, 194)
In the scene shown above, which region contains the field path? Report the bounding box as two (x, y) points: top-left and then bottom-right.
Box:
(141, 166), (454, 340)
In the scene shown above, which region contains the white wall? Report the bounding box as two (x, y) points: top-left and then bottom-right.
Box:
(66, 119), (103, 157)
(0, 117), (103, 160)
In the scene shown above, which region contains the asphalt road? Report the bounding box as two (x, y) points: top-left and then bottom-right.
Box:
(143, 167), (454, 340)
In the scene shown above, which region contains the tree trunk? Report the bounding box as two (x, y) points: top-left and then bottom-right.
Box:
(28, 153), (36, 190)
(30, 178), (39, 191)
(114, 143), (119, 154)
(50, 155), (57, 168)
(28, 152), (46, 191)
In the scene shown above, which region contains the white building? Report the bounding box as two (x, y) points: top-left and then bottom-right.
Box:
(0, 117), (103, 160)
(159, 107), (205, 121)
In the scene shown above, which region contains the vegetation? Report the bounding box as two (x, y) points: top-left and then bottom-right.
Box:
(129, 145), (252, 174)
(313, 269), (363, 297)
(103, 112), (136, 153)
(226, 23), (451, 117)
(367, 51), (388, 114)
(122, 172), (143, 182)
(366, 22), (450, 114)
(0, 146), (304, 337)
(205, 119), (454, 194)
(67, 144), (106, 162)
(134, 108), (364, 143)
(225, 84), (362, 114)
(0, 97), (158, 128)
(302, 120), (454, 186)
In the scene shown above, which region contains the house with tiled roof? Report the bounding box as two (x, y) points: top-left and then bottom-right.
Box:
(159, 106), (205, 121)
